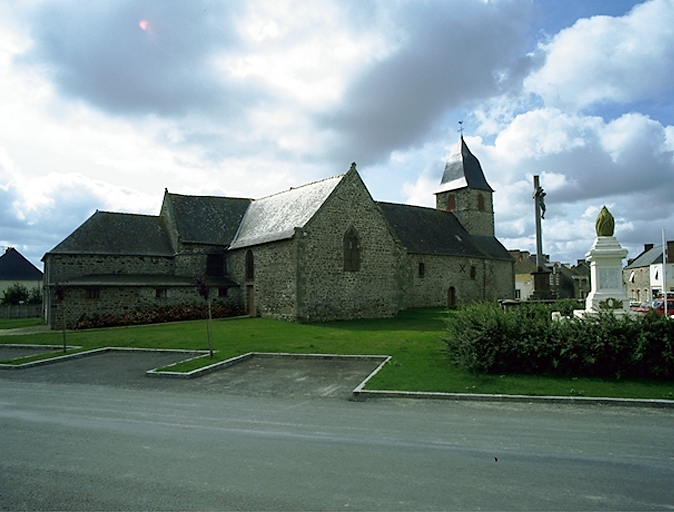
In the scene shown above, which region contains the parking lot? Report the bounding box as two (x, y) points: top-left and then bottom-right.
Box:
(0, 347), (385, 399)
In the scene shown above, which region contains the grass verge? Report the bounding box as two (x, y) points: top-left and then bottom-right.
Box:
(2, 308), (673, 400)
(0, 317), (45, 330)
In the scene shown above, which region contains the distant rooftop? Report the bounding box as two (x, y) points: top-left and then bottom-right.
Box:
(0, 247), (43, 280)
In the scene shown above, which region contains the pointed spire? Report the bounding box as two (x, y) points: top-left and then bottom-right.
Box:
(436, 137), (493, 193)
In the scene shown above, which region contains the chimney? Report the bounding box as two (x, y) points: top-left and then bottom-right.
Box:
(668, 241), (674, 264)
(644, 243), (654, 252)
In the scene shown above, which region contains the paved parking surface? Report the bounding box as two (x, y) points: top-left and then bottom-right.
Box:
(0, 349), (384, 399)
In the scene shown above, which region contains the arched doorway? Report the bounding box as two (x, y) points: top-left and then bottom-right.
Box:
(447, 286), (456, 308)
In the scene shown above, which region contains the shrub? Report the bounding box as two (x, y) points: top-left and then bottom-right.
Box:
(444, 302), (674, 380)
(1, 283), (41, 305)
(72, 302), (245, 330)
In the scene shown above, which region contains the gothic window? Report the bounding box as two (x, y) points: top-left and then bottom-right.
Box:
(447, 194), (456, 212)
(206, 254), (224, 277)
(344, 227), (360, 272)
(245, 250), (254, 281)
(477, 193), (485, 212)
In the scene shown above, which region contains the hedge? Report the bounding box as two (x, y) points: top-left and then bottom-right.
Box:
(72, 302), (245, 330)
(444, 301), (674, 380)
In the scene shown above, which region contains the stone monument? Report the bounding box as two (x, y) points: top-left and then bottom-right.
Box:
(574, 206), (630, 317)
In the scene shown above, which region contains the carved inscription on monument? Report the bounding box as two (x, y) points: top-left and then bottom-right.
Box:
(599, 268), (621, 290)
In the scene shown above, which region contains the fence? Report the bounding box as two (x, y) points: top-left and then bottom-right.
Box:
(0, 304), (42, 319)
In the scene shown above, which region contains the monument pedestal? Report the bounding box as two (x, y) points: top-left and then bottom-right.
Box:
(574, 236), (630, 317)
(531, 270), (554, 300)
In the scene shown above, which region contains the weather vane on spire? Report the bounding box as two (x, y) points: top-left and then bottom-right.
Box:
(458, 120), (464, 137)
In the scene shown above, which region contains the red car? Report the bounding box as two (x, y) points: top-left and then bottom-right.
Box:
(634, 298), (674, 316)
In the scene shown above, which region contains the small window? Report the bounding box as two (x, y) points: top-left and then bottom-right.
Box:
(477, 194), (485, 212)
(218, 287), (228, 298)
(344, 227), (360, 272)
(418, 262), (425, 278)
(470, 266), (476, 280)
(447, 194), (456, 212)
(155, 288), (167, 298)
(245, 250), (254, 281)
(86, 288), (100, 299)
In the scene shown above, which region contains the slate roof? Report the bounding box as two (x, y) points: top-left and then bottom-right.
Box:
(46, 211), (174, 257)
(230, 174), (344, 250)
(0, 248), (43, 280)
(625, 244), (665, 268)
(165, 193), (252, 246)
(377, 202), (511, 260)
(436, 137), (493, 194)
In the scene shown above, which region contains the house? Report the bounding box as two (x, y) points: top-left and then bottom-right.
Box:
(0, 247), (43, 299)
(43, 137), (514, 328)
(509, 250), (590, 301)
(624, 241), (674, 303)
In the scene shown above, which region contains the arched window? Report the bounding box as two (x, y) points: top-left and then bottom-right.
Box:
(245, 250), (254, 281)
(477, 193), (485, 212)
(344, 227), (360, 272)
(447, 194), (456, 212)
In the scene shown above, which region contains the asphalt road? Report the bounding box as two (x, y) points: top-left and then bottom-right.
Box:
(1, 355), (674, 510)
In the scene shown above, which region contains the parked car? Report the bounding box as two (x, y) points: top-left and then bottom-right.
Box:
(634, 298), (674, 316)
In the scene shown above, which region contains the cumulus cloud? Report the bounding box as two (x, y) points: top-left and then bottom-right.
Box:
(524, 0), (674, 112)
(2, 0), (673, 267)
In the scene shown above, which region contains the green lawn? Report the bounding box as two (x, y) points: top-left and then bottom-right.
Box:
(2, 308), (673, 400)
(0, 317), (45, 330)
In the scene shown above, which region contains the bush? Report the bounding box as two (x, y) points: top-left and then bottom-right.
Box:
(444, 301), (674, 380)
(1, 283), (42, 305)
(72, 302), (245, 330)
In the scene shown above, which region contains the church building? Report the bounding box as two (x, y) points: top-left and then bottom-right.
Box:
(42, 137), (514, 328)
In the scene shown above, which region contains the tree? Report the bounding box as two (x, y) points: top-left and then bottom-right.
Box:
(1, 283), (30, 305)
(194, 276), (214, 358)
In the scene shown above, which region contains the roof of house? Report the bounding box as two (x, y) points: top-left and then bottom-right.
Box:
(435, 136), (493, 194)
(377, 202), (511, 260)
(46, 211), (174, 257)
(625, 244), (664, 269)
(0, 248), (43, 280)
(230, 174), (345, 250)
(165, 193), (252, 246)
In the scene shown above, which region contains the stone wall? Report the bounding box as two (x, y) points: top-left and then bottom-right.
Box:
(623, 266), (651, 303)
(228, 239), (297, 320)
(403, 254), (514, 308)
(44, 254), (175, 283)
(436, 188), (494, 237)
(295, 170), (405, 321)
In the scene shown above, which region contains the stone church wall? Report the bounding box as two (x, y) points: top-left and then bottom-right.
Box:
(45, 254), (175, 283)
(294, 171), (405, 322)
(403, 254), (514, 308)
(227, 239), (298, 321)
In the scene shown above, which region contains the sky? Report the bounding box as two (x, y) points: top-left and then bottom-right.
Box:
(1, 0), (673, 269)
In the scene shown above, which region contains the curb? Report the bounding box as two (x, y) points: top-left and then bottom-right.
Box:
(0, 346), (207, 370)
(3, 344), (673, 408)
(147, 352), (390, 379)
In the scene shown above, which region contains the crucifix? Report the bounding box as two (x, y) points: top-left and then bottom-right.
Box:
(533, 175), (546, 271)
(531, 175), (552, 299)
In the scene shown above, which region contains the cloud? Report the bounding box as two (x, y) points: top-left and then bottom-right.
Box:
(320, 0), (535, 165)
(18, 0), (253, 117)
(524, 0), (674, 112)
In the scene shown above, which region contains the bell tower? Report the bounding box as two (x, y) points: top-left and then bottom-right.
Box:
(435, 136), (494, 237)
